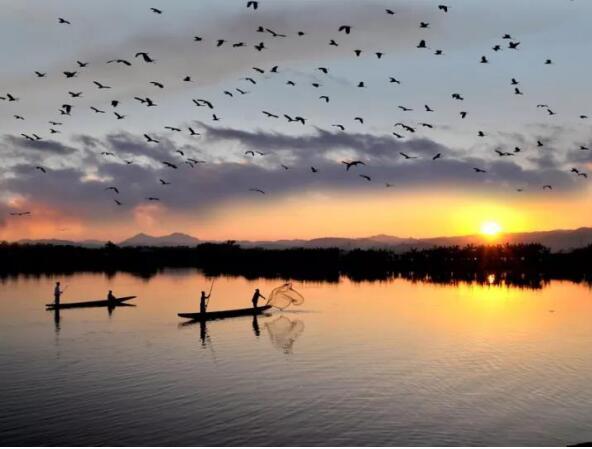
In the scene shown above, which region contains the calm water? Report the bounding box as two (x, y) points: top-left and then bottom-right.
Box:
(1, 271), (592, 446)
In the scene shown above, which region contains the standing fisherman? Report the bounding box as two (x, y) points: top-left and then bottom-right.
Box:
(54, 281), (63, 306)
(199, 291), (210, 314)
(251, 288), (266, 309)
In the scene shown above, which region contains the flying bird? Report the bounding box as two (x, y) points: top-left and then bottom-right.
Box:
(342, 161), (365, 171)
(93, 81), (111, 89)
(135, 52), (155, 63)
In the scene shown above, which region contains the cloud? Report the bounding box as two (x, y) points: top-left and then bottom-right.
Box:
(0, 126), (582, 232)
(3, 134), (77, 154)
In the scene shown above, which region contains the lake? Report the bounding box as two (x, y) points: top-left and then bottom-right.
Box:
(1, 271), (592, 446)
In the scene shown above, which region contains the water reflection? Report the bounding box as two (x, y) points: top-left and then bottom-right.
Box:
(252, 314), (260, 337)
(3, 271), (592, 445)
(264, 315), (305, 354)
(53, 308), (61, 334)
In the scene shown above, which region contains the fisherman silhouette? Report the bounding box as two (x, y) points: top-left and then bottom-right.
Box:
(200, 290), (210, 314)
(251, 288), (266, 308)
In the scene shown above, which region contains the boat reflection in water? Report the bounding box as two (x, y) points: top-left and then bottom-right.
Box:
(184, 312), (304, 354)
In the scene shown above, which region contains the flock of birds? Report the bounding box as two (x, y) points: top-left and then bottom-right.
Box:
(2, 1), (590, 218)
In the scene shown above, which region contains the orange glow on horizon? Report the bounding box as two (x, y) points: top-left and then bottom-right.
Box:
(1, 188), (591, 242)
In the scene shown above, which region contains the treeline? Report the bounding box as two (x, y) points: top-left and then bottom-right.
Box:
(1, 241), (591, 287)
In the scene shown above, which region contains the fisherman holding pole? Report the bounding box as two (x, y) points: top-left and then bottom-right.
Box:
(199, 280), (215, 314)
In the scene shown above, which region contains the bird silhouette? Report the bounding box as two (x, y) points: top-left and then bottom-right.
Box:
(162, 161), (178, 169)
(135, 52), (155, 63)
(58, 18), (71, 24)
(249, 188), (266, 194)
(342, 161), (365, 170)
(159, 179), (171, 185)
(93, 81), (111, 89)
(105, 186), (119, 194)
(359, 175), (371, 182)
(246, 1), (258, 10)
(150, 7), (162, 14)
(107, 59), (132, 66)
(144, 134), (159, 143)
(399, 152), (417, 159)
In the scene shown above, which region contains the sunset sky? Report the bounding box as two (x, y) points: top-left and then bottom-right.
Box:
(1, 0), (591, 242)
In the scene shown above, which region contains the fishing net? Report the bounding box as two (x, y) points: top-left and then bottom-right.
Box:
(265, 283), (304, 310)
(264, 316), (305, 354)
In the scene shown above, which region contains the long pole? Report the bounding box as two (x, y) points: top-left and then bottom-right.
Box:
(205, 279), (215, 307)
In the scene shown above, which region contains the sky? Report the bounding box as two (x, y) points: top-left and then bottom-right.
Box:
(1, 0), (591, 242)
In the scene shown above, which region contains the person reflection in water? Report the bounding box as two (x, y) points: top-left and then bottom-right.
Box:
(200, 290), (210, 314)
(252, 315), (260, 337)
(251, 288), (266, 309)
(54, 281), (63, 306)
(199, 321), (208, 348)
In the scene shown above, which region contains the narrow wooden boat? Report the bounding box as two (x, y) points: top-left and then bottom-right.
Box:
(178, 305), (271, 321)
(46, 296), (137, 310)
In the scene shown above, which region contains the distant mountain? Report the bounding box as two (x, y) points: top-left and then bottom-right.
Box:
(118, 232), (200, 247)
(239, 227), (592, 253)
(12, 227), (592, 252)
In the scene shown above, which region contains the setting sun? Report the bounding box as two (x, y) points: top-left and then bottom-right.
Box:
(480, 221), (502, 237)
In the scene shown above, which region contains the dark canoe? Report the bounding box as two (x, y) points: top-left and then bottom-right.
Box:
(46, 296), (137, 310)
(178, 305), (272, 321)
